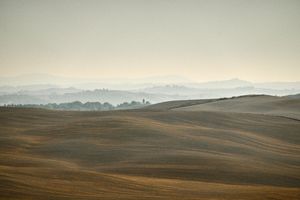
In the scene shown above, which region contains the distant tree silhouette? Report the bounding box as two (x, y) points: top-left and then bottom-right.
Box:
(6, 100), (151, 111)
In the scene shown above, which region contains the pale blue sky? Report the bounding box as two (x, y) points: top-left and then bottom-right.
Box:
(0, 0), (299, 82)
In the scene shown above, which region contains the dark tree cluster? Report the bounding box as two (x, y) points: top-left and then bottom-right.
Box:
(3, 100), (150, 111)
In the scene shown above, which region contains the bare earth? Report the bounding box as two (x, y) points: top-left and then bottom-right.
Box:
(1, 96), (300, 199)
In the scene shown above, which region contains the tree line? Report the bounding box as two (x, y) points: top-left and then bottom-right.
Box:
(3, 100), (150, 111)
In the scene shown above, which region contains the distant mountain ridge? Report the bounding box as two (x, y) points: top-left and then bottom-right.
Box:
(0, 89), (183, 105)
(0, 75), (300, 105)
(1, 74), (300, 90)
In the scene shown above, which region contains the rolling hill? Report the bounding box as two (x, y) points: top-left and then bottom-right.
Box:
(1, 97), (300, 199)
(148, 94), (300, 120)
(173, 95), (300, 120)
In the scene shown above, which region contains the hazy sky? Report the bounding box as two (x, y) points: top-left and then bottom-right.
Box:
(0, 0), (300, 82)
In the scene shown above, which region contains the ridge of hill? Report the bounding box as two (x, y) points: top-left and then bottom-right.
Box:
(147, 94), (300, 120)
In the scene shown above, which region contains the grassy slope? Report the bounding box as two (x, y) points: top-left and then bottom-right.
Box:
(145, 99), (217, 110)
(159, 95), (300, 120)
(0, 107), (300, 199)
